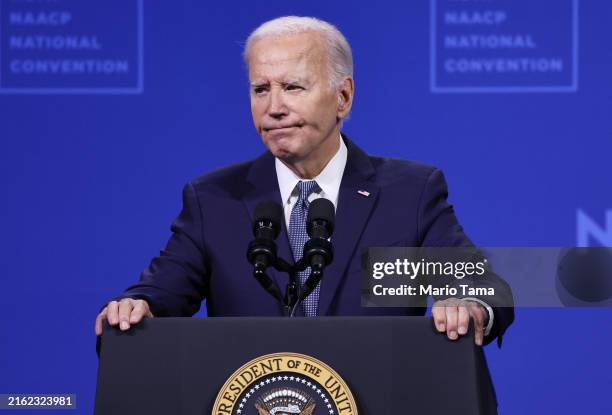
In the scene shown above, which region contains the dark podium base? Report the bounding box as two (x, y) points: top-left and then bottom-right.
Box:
(95, 317), (497, 414)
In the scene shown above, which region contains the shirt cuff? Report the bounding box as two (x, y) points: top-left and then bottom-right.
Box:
(461, 297), (494, 337)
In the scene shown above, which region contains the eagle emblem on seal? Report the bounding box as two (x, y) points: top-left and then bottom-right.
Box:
(254, 387), (316, 415)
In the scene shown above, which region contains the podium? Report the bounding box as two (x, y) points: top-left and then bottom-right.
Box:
(95, 317), (497, 414)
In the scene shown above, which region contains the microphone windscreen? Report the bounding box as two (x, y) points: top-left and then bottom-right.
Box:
(307, 198), (335, 235)
(253, 200), (283, 237)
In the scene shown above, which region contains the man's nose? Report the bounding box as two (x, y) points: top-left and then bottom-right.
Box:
(267, 87), (288, 119)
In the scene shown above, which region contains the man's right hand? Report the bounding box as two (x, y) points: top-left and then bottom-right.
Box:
(95, 298), (153, 336)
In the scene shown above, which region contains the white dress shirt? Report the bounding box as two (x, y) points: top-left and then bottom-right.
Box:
(273, 134), (493, 336)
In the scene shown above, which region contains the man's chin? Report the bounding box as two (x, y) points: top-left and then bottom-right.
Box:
(264, 139), (301, 161)
(270, 147), (299, 162)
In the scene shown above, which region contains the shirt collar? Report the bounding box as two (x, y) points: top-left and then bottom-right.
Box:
(275, 133), (348, 206)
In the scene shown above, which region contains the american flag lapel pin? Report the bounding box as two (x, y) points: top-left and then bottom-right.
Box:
(357, 190), (370, 197)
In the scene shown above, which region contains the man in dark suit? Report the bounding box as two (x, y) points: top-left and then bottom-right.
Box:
(95, 16), (513, 346)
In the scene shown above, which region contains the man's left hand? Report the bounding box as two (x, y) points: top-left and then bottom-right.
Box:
(432, 298), (488, 346)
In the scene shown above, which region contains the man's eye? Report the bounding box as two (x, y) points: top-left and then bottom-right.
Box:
(253, 87), (267, 94)
(286, 84), (303, 91)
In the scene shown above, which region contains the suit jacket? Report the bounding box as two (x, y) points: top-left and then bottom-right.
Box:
(119, 134), (514, 345)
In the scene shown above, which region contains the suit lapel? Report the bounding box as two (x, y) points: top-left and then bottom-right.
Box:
(318, 136), (379, 315)
(241, 151), (293, 307)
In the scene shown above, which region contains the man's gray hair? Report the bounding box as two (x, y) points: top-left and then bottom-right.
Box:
(243, 16), (353, 90)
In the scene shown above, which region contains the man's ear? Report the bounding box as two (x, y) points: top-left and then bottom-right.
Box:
(336, 77), (355, 117)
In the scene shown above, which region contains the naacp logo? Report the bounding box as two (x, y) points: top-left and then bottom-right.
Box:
(0, 0), (143, 94)
(213, 352), (358, 415)
(431, 0), (578, 92)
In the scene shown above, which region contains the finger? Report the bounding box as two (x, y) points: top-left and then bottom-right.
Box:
(445, 306), (458, 340)
(469, 304), (485, 346)
(431, 304), (447, 332)
(129, 300), (149, 324)
(118, 299), (134, 331)
(106, 301), (120, 326)
(95, 307), (107, 336)
(474, 323), (484, 346)
(457, 305), (470, 336)
(469, 303), (485, 326)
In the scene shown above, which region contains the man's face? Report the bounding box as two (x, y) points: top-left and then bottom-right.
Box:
(248, 32), (341, 163)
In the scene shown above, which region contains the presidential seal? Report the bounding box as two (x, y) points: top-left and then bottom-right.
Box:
(212, 352), (358, 415)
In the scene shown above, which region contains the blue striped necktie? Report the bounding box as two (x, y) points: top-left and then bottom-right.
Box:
(288, 180), (320, 316)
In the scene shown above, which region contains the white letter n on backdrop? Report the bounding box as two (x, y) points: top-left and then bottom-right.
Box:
(577, 209), (612, 247)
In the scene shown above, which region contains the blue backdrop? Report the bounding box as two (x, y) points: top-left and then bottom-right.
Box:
(0, 0), (610, 413)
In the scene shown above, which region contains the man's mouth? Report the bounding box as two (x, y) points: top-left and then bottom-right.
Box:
(263, 124), (301, 132)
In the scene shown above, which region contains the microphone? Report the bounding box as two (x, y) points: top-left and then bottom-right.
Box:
(246, 201), (284, 302)
(299, 198), (335, 303)
(307, 197), (335, 239)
